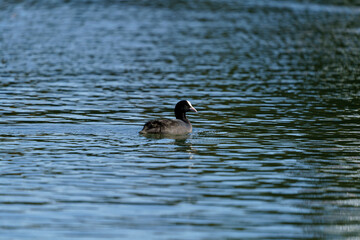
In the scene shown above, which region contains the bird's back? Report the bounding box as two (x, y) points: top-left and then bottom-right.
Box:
(139, 119), (192, 134)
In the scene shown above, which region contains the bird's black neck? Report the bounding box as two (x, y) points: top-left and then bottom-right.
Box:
(175, 111), (188, 121)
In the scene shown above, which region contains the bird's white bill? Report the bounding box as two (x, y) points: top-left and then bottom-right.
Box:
(187, 100), (198, 112)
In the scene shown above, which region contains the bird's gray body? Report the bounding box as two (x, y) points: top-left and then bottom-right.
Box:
(139, 119), (192, 135)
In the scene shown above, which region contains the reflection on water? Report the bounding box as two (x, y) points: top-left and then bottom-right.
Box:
(1, 0), (360, 239)
(141, 133), (196, 159)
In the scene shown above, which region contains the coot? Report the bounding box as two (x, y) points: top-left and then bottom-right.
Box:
(139, 100), (197, 135)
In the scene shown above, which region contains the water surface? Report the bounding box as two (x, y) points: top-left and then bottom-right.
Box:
(1, 0), (360, 239)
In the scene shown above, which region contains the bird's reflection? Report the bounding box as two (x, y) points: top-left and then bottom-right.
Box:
(140, 133), (197, 158)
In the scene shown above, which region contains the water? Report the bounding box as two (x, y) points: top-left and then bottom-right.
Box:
(1, 0), (360, 239)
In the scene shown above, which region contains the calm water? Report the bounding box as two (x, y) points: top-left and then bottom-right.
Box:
(1, 0), (360, 239)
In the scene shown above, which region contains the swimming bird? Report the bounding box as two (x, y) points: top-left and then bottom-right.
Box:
(139, 100), (197, 135)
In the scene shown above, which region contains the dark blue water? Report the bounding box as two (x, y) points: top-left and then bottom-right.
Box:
(1, 0), (360, 239)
